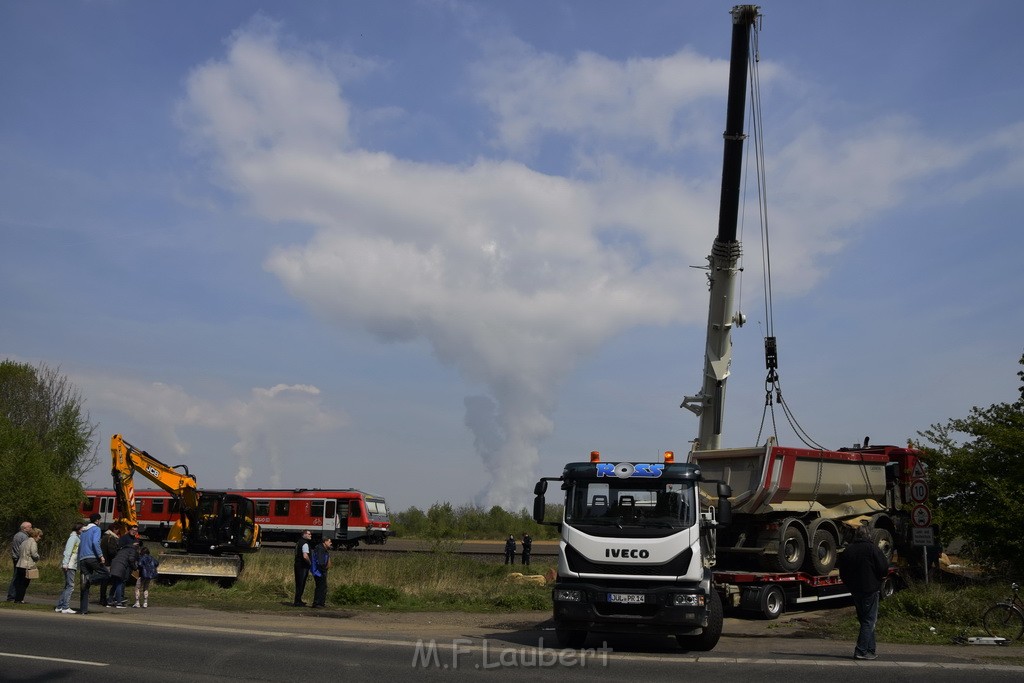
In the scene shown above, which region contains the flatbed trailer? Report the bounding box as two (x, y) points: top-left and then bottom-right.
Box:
(714, 567), (899, 620)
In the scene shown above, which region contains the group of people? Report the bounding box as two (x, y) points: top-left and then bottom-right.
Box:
(293, 529), (332, 608)
(7, 513), (159, 614)
(503, 532), (532, 566)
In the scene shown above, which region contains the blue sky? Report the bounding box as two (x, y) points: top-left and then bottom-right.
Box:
(2, 1), (1022, 512)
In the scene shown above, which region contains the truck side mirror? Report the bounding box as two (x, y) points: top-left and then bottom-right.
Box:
(533, 494), (546, 524)
(717, 482), (732, 527)
(534, 480), (548, 496)
(717, 496), (732, 527)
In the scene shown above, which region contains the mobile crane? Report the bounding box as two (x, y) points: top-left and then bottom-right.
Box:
(110, 433), (261, 584)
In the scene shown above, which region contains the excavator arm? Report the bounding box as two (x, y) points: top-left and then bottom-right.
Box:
(110, 433), (200, 529)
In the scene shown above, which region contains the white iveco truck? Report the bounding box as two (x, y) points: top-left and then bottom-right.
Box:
(532, 453), (733, 650)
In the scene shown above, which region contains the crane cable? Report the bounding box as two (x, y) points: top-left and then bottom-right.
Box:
(742, 21), (824, 451)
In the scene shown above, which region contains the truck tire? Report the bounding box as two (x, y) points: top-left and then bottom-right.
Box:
(555, 626), (588, 648)
(763, 518), (806, 572)
(759, 585), (785, 620)
(806, 524), (837, 576)
(676, 590), (723, 651)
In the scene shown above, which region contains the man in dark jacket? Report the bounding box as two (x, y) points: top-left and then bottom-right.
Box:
(293, 530), (312, 606)
(520, 533), (533, 566)
(99, 523), (121, 607)
(504, 535), (516, 565)
(837, 525), (889, 660)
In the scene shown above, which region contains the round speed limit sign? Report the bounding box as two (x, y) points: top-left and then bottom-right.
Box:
(910, 479), (929, 503)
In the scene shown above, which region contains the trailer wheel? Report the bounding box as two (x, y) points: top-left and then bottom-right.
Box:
(555, 627), (588, 648)
(763, 519), (806, 572)
(871, 528), (895, 563)
(677, 590), (723, 651)
(759, 585), (785, 620)
(807, 526), (837, 576)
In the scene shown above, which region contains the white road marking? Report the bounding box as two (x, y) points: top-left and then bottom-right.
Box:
(0, 652), (108, 666)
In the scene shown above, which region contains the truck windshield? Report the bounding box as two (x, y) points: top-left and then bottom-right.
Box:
(565, 480), (695, 528)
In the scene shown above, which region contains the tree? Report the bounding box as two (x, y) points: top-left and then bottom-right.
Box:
(914, 354), (1024, 578)
(0, 360), (99, 542)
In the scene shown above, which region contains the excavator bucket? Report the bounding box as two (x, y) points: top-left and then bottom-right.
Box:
(157, 552), (243, 584)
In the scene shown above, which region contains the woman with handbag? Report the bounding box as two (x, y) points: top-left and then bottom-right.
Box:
(13, 528), (42, 603)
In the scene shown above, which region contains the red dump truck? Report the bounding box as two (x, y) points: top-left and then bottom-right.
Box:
(693, 440), (931, 618)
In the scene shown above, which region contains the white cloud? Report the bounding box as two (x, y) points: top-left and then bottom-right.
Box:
(471, 39), (774, 154)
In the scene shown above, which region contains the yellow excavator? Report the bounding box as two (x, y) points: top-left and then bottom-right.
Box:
(110, 433), (261, 585)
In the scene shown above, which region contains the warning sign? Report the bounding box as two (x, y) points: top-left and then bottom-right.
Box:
(912, 460), (927, 479)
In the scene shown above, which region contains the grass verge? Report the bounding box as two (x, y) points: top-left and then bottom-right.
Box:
(810, 579), (1024, 654)
(3, 546), (555, 613)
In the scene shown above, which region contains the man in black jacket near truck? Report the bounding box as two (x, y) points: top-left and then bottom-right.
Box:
(837, 525), (890, 660)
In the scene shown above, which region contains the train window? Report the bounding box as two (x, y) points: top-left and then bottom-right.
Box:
(135, 500), (143, 514)
(255, 501), (270, 517)
(349, 501), (362, 518)
(311, 500), (324, 518)
(325, 500), (336, 518)
(152, 499), (165, 514)
(274, 500), (290, 516)
(82, 497), (96, 512)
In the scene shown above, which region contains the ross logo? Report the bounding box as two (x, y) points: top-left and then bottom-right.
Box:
(605, 548), (650, 559)
(595, 463), (664, 478)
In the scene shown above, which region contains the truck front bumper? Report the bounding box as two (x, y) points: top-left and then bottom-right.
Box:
(552, 581), (709, 636)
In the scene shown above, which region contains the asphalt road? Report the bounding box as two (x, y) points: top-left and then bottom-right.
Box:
(1, 599), (1022, 682)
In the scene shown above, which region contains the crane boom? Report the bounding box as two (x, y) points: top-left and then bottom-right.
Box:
(681, 4), (759, 450)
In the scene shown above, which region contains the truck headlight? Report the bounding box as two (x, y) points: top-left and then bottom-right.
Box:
(672, 594), (705, 607)
(553, 589), (584, 602)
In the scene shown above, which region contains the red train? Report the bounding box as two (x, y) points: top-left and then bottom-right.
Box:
(81, 488), (391, 549)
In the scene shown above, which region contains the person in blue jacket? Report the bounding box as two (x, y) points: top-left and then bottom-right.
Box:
(77, 514), (109, 615)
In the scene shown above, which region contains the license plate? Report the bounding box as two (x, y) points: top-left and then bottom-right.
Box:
(607, 593), (645, 604)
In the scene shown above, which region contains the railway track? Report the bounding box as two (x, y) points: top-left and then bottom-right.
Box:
(260, 538), (557, 561)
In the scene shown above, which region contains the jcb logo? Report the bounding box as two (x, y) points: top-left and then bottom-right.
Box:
(605, 548), (650, 559)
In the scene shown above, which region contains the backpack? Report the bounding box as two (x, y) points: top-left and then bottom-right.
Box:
(138, 554), (159, 580)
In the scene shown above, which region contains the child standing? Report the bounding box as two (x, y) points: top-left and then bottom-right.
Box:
(133, 546), (159, 608)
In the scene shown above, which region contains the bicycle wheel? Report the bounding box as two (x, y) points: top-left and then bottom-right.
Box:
(982, 603), (1024, 641)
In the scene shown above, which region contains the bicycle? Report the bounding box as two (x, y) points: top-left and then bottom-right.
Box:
(982, 582), (1024, 642)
